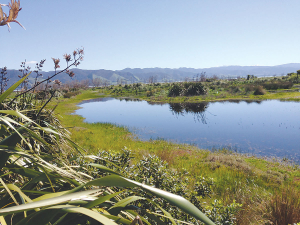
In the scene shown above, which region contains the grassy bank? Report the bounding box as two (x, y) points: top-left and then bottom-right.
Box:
(53, 88), (300, 224)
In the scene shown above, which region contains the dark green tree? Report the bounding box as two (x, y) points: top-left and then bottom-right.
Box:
(297, 70), (300, 83)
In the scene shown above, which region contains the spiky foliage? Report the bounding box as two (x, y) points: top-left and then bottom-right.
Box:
(0, 77), (215, 224)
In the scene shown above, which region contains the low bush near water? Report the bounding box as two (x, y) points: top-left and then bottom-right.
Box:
(262, 81), (293, 90)
(253, 85), (266, 95)
(63, 90), (81, 98)
(168, 82), (207, 97)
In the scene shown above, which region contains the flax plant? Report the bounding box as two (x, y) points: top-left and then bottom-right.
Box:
(0, 2), (216, 224)
(0, 77), (216, 224)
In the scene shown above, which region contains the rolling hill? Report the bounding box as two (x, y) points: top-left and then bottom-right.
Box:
(3, 63), (300, 87)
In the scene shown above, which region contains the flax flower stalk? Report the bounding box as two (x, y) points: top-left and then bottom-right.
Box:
(0, 0), (25, 30)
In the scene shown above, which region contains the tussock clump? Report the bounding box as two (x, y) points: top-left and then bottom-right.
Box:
(253, 85), (266, 95)
(266, 187), (300, 224)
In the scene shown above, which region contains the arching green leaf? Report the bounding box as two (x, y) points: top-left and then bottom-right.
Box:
(89, 163), (122, 176)
(108, 196), (145, 216)
(0, 72), (31, 104)
(0, 189), (101, 216)
(84, 191), (123, 209)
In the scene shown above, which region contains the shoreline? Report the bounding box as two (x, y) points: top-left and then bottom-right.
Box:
(54, 89), (300, 164)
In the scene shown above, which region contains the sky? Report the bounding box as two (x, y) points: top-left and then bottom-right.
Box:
(1, 0), (300, 72)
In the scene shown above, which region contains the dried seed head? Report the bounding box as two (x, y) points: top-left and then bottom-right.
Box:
(78, 48), (84, 55)
(66, 70), (75, 78)
(63, 54), (71, 62)
(0, 0), (25, 30)
(73, 50), (77, 58)
(53, 79), (62, 85)
(51, 58), (60, 69)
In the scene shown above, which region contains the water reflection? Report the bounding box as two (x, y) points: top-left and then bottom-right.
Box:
(226, 99), (262, 104)
(78, 97), (115, 105)
(75, 98), (300, 161)
(169, 102), (208, 124)
(120, 98), (142, 102)
(140, 100), (208, 124)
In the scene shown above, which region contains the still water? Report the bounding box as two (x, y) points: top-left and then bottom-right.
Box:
(75, 98), (300, 160)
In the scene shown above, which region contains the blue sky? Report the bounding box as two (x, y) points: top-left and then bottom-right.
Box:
(1, 0), (300, 71)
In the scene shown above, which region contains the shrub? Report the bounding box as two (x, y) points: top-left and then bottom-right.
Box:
(182, 82), (206, 96)
(204, 200), (242, 225)
(168, 83), (182, 96)
(229, 85), (240, 93)
(93, 151), (240, 224)
(262, 81), (293, 90)
(168, 82), (207, 97)
(244, 84), (255, 92)
(146, 90), (153, 97)
(63, 90), (80, 98)
(253, 85), (266, 95)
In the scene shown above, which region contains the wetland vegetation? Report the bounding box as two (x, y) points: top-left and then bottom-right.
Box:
(48, 72), (300, 224)
(101, 73), (300, 103)
(2, 2), (300, 223)
(1, 67), (300, 224)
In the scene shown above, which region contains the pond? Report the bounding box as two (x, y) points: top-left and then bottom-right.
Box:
(75, 98), (300, 161)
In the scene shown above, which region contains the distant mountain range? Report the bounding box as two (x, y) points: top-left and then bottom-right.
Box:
(4, 63), (300, 87)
